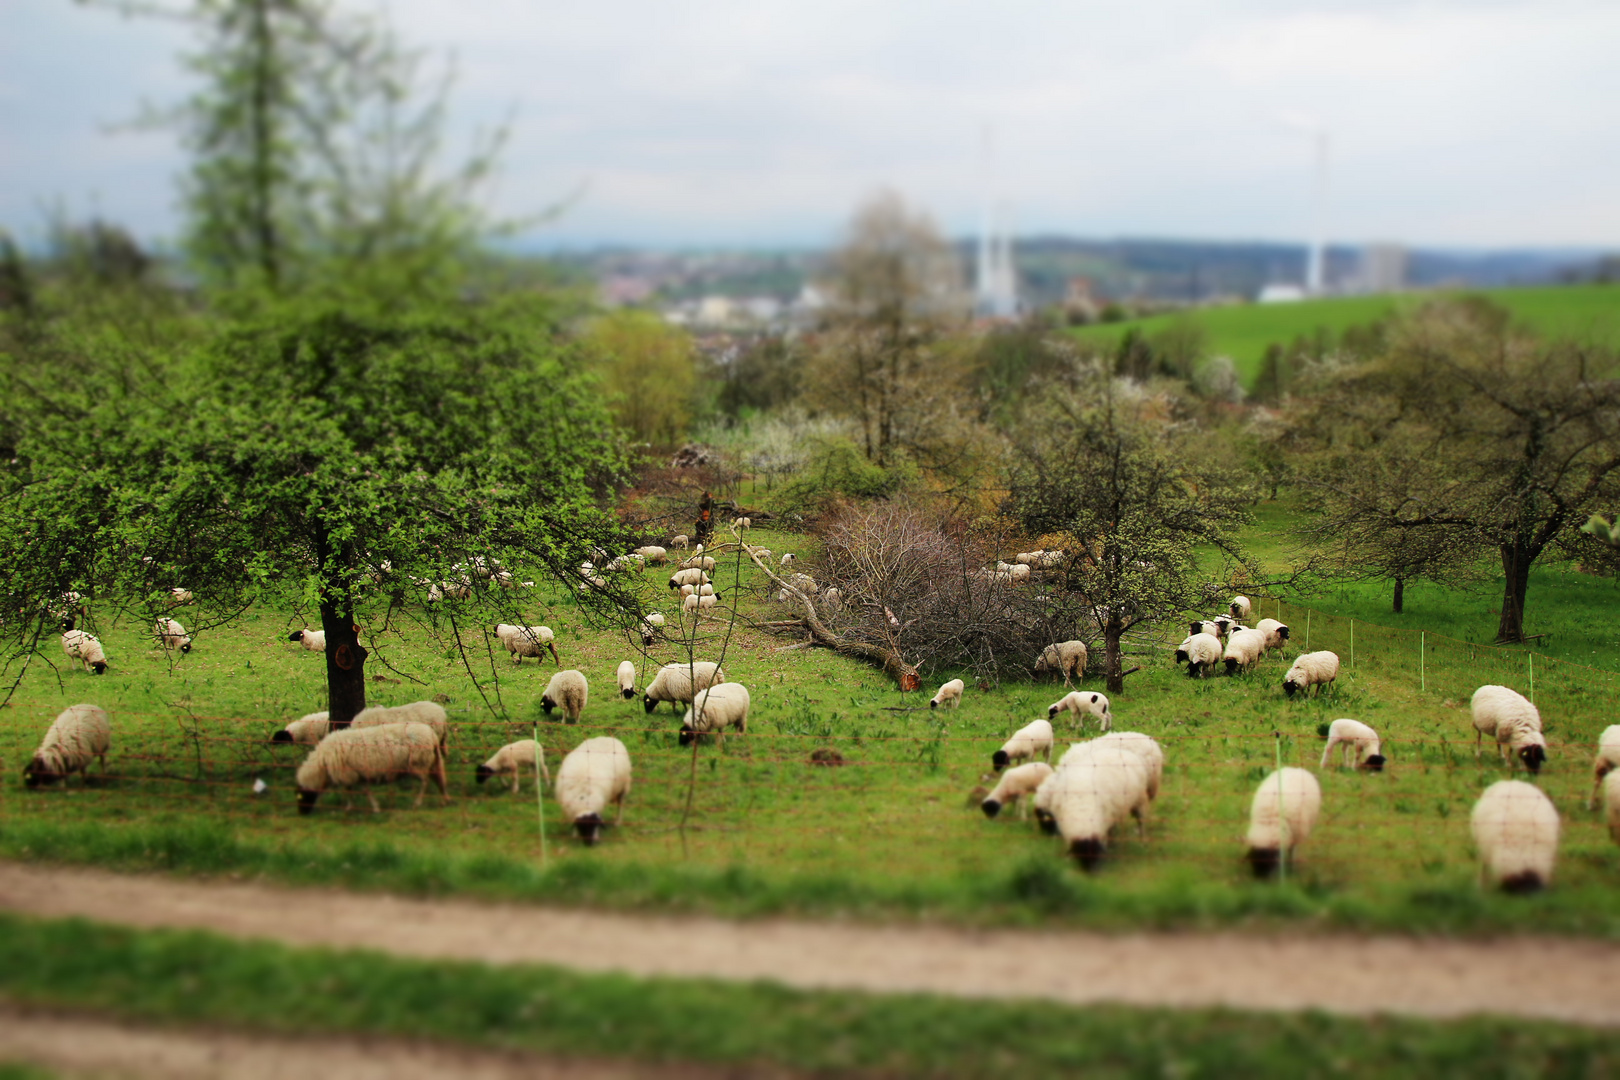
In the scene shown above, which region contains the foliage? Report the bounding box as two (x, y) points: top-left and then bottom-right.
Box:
(582, 309), (702, 446)
(762, 437), (914, 520)
(714, 335), (803, 418)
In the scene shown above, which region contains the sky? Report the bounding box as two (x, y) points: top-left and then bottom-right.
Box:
(3, 0), (1618, 252)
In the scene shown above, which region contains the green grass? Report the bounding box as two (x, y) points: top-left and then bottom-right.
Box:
(2, 911), (1618, 1077)
(1069, 284), (1620, 384)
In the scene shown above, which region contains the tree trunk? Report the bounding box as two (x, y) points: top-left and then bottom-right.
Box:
(1495, 542), (1534, 644)
(695, 490), (714, 547)
(1104, 616), (1124, 694)
(1392, 576), (1404, 614)
(321, 593), (368, 729)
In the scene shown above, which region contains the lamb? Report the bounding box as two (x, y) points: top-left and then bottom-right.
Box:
(1471, 779), (1559, 893)
(1093, 731), (1165, 802)
(682, 592), (719, 614)
(1221, 628), (1268, 675)
(1254, 618), (1291, 653)
(493, 623), (560, 665)
(1174, 632), (1223, 678)
(294, 721), (446, 815)
(146, 616), (191, 654)
(980, 761), (1054, 819)
(670, 534), (690, 549)
(1230, 595), (1252, 621)
(679, 682), (751, 747)
(1470, 684), (1547, 773)
(930, 678), (965, 709)
(288, 628), (326, 652)
(991, 718), (1054, 770)
(23, 703), (111, 787)
(1045, 690), (1112, 732)
(1281, 650), (1340, 696)
(633, 545), (668, 566)
(680, 555), (717, 572)
(1590, 725), (1620, 809)
(1320, 718), (1386, 771)
(669, 568), (710, 590)
(270, 711), (330, 746)
(617, 660), (638, 700)
(1045, 741), (1152, 871)
(1189, 619), (1230, 642)
(476, 739), (549, 795)
(351, 700), (450, 748)
(1033, 640), (1088, 686)
(61, 629), (108, 674)
(540, 669), (590, 724)
(556, 736), (632, 845)
(1245, 767), (1322, 878)
(643, 661), (726, 713)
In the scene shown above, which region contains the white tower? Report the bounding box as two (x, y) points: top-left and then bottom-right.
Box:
(976, 127), (1017, 318)
(1280, 112), (1330, 296)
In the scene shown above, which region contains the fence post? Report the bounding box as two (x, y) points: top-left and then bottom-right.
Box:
(1529, 653), (1535, 704)
(1350, 619), (1355, 668)
(1420, 631), (1426, 693)
(1305, 609), (1310, 651)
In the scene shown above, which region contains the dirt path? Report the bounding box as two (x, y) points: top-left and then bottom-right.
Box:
(3, 860), (1620, 1027)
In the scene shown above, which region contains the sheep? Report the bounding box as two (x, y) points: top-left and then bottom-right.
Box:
(1045, 741), (1152, 871)
(679, 584), (697, 598)
(820, 587), (843, 614)
(1321, 718), (1386, 771)
(1189, 618), (1231, 642)
(991, 718), (1054, 770)
(1014, 550), (1042, 566)
(288, 628), (326, 652)
(1093, 732), (1165, 802)
(680, 682), (751, 747)
(779, 553), (795, 567)
(352, 701), (450, 748)
(633, 545), (668, 566)
(556, 736), (632, 845)
(1471, 779), (1559, 893)
(682, 592), (720, 614)
(617, 660), (638, 700)
(680, 555), (717, 572)
(981, 762), (1054, 819)
(153, 617), (193, 653)
(1254, 618), (1291, 653)
(1604, 771), (1620, 846)
(23, 703), (111, 787)
(169, 587), (194, 605)
(61, 629), (108, 674)
(669, 568), (710, 590)
(1046, 690), (1112, 732)
(1221, 628), (1268, 675)
(930, 678), (965, 709)
(671, 534), (690, 549)
(1470, 684), (1547, 773)
(1590, 725), (1620, 809)
(1281, 650), (1340, 697)
(1033, 640), (1088, 687)
(270, 711), (330, 746)
(540, 669), (589, 724)
(1245, 767), (1322, 878)
(493, 623), (560, 665)
(788, 572), (819, 593)
(632, 613), (664, 647)
(1009, 563), (1032, 584)
(698, 583), (718, 597)
(643, 661), (726, 713)
(1230, 595), (1252, 621)
(294, 721), (446, 815)
(476, 739), (549, 795)
(1174, 632), (1223, 678)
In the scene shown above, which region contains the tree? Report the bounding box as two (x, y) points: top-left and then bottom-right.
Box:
(583, 310), (701, 446)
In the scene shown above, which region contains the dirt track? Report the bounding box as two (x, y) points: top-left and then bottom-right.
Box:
(4, 860), (1620, 1028)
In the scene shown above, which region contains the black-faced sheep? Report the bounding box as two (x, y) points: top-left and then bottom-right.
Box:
(1471, 779), (1559, 893)
(1174, 632), (1223, 678)
(930, 678), (965, 709)
(476, 739), (549, 794)
(1471, 684), (1547, 774)
(1320, 718), (1386, 771)
(643, 661), (725, 714)
(288, 628), (326, 652)
(981, 761), (1054, 819)
(1222, 628), (1268, 675)
(1045, 690), (1111, 732)
(991, 718), (1053, 770)
(1591, 725), (1620, 809)
(1281, 651), (1340, 696)
(352, 700), (450, 748)
(295, 721), (447, 815)
(1245, 767), (1321, 878)
(24, 703), (110, 787)
(61, 629), (108, 674)
(1045, 741), (1152, 872)
(557, 736), (632, 845)
(270, 711), (330, 746)
(155, 617), (193, 653)
(541, 669), (589, 724)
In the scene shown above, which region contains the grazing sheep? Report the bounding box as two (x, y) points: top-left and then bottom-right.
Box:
(1603, 771), (1620, 846)
(991, 718), (1054, 770)
(669, 568), (710, 590)
(1174, 632), (1223, 678)
(1034, 641), (1088, 686)
(155, 617), (193, 653)
(1230, 595), (1252, 621)
(1221, 628), (1268, 675)
(352, 701), (450, 748)
(1189, 618), (1231, 641)
(682, 592), (720, 614)
(288, 628), (326, 652)
(493, 623), (560, 665)
(270, 711), (330, 746)
(643, 661), (726, 714)
(23, 703), (110, 787)
(617, 660), (638, 700)
(1590, 725), (1620, 809)
(169, 587), (194, 605)
(1320, 718), (1386, 771)
(1245, 767), (1322, 878)
(1470, 684), (1548, 774)
(633, 545), (668, 566)
(556, 736), (632, 845)
(680, 555), (717, 572)
(1009, 563), (1032, 584)
(788, 572), (819, 593)
(1046, 741), (1153, 871)
(476, 739), (549, 795)
(1093, 731), (1165, 802)
(1254, 618), (1291, 653)
(1281, 650), (1340, 696)
(295, 721), (447, 815)
(61, 629), (108, 674)
(541, 669), (590, 724)
(820, 587), (843, 614)
(1471, 779), (1559, 893)
(981, 761), (1054, 819)
(930, 678), (966, 709)
(639, 611), (666, 642)
(671, 534), (690, 549)
(680, 682), (751, 747)
(1046, 690), (1112, 732)
(779, 553), (795, 567)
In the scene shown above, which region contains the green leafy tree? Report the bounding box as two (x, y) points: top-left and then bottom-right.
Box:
(583, 310), (701, 446)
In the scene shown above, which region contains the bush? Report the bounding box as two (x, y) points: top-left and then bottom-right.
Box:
(765, 438), (914, 520)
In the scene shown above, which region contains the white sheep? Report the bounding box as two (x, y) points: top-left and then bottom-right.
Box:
(1471, 779), (1559, 893)
(633, 545), (668, 566)
(541, 669), (590, 724)
(556, 736), (632, 845)
(61, 629), (108, 675)
(671, 534), (690, 549)
(779, 553), (795, 567)
(1033, 640), (1088, 686)
(476, 739), (549, 794)
(980, 761), (1054, 819)
(1603, 771), (1620, 846)
(682, 592), (720, 614)
(352, 700), (450, 748)
(1470, 684), (1548, 774)
(669, 568), (710, 590)
(643, 661), (726, 714)
(23, 703), (110, 787)
(1254, 618), (1291, 653)
(1014, 550), (1042, 566)
(1009, 563), (1032, 584)
(991, 718), (1054, 771)
(155, 617), (193, 653)
(1229, 595), (1252, 621)
(1590, 725), (1620, 809)
(1174, 632), (1223, 678)
(494, 623), (559, 665)
(295, 721), (446, 814)
(1221, 628), (1268, 675)
(270, 711), (331, 746)
(633, 612), (666, 646)
(1245, 767), (1322, 878)
(820, 587), (843, 614)
(1189, 618), (1231, 642)
(1045, 741), (1152, 872)
(680, 555), (717, 572)
(1045, 690), (1111, 732)
(288, 628), (326, 652)
(169, 587), (194, 605)
(1281, 650), (1340, 696)
(788, 572), (819, 593)
(930, 678), (965, 709)
(1093, 731), (1165, 803)
(1320, 718), (1386, 771)
(679, 682), (751, 747)
(617, 660), (638, 700)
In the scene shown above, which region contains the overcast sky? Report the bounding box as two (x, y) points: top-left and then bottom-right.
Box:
(4, 0), (1617, 251)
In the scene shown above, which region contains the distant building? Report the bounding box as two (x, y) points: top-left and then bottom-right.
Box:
(1360, 243), (1407, 294)
(1258, 283), (1307, 304)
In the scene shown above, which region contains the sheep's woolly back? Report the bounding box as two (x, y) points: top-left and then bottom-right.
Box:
(290, 628), (326, 652)
(62, 630), (107, 671)
(1283, 651), (1340, 695)
(352, 701), (449, 746)
(644, 662), (725, 710)
(480, 739), (549, 787)
(1046, 691), (1111, 730)
(1470, 684), (1545, 757)
(495, 623), (556, 662)
(669, 568), (710, 588)
(1222, 629), (1268, 673)
(156, 617), (192, 651)
(1047, 742), (1150, 869)
(1175, 633), (1223, 674)
(541, 670), (590, 723)
(1254, 618), (1290, 652)
(1034, 640), (1088, 679)
(1321, 718), (1383, 769)
(1245, 768), (1322, 866)
(617, 660), (638, 699)
(1593, 726), (1620, 807)
(1230, 595), (1252, 620)
(1093, 732), (1164, 802)
(931, 679), (965, 708)
(30, 703), (111, 781)
(296, 721), (442, 793)
(981, 761), (1054, 817)
(993, 718), (1054, 769)
(682, 682), (751, 735)
(556, 736), (632, 822)
(1604, 772), (1620, 847)
(278, 711), (331, 746)
(1471, 779), (1559, 892)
